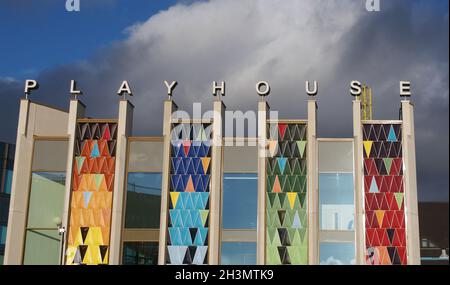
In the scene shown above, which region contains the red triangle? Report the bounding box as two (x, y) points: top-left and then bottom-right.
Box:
(380, 230), (390, 246)
(389, 176), (398, 193)
(369, 160), (378, 176)
(375, 176), (383, 191)
(397, 246), (407, 265)
(380, 176), (389, 193)
(183, 140), (191, 157)
(102, 125), (111, 140)
(371, 211), (380, 228)
(365, 211), (374, 228)
(399, 230), (407, 246)
(392, 229), (402, 246)
(366, 194), (374, 211)
(385, 193), (395, 210)
(398, 211), (405, 228)
(372, 229), (381, 246)
(382, 210), (392, 228)
(375, 193), (384, 209)
(364, 176), (373, 193)
(278, 124), (288, 139)
(393, 176), (403, 193)
(366, 228), (376, 246)
(394, 158), (403, 175)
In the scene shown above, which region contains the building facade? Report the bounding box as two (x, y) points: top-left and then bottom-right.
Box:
(3, 95), (420, 265)
(0, 142), (15, 264)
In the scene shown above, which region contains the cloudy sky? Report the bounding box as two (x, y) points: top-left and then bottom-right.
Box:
(0, 0), (448, 201)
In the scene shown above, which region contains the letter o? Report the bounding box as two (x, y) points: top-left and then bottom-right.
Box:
(256, 81), (270, 96)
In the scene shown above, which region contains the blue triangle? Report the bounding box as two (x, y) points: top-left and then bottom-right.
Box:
(168, 228), (182, 246)
(180, 228), (192, 246)
(83, 192), (92, 208)
(182, 210), (193, 228)
(91, 142), (100, 158)
(369, 177), (379, 193)
(387, 125), (397, 142)
(278, 158), (287, 173)
(191, 210), (202, 227)
(200, 192), (209, 209)
(184, 194), (194, 210)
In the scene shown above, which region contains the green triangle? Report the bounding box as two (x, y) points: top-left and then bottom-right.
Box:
(199, 210), (209, 226)
(272, 194), (282, 210)
(296, 141), (307, 158)
(292, 159), (301, 175)
(76, 156), (85, 173)
(394, 193), (404, 209)
(383, 158), (393, 174)
(267, 228), (277, 244)
(94, 174), (103, 190)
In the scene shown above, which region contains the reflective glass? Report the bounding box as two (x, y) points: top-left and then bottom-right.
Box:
(223, 173), (257, 229)
(122, 242), (158, 265)
(23, 229), (61, 265)
(319, 173), (354, 230)
(319, 242), (355, 265)
(221, 242), (256, 265)
(125, 173), (162, 228)
(26, 172), (66, 228)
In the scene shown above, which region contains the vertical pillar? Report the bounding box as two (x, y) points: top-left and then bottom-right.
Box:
(353, 99), (366, 265)
(209, 101), (225, 264)
(401, 100), (420, 265)
(158, 100), (178, 265)
(4, 99), (32, 264)
(307, 100), (318, 264)
(256, 101), (269, 265)
(109, 99), (134, 265)
(61, 100), (86, 264)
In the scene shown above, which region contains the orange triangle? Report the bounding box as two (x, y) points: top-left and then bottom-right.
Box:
(375, 210), (385, 228)
(273, 176), (282, 193)
(185, 176), (195, 192)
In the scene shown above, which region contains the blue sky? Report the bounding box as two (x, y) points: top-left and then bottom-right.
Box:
(0, 0), (179, 79)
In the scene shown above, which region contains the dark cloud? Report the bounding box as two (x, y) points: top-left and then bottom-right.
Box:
(0, 0), (448, 201)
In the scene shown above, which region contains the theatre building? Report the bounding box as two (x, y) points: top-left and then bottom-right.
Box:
(3, 92), (420, 265)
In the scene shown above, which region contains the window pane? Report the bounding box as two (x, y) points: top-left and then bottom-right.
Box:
(125, 173), (162, 228)
(122, 242), (158, 265)
(3, 168), (13, 194)
(319, 141), (353, 172)
(221, 242), (256, 265)
(32, 140), (68, 171)
(223, 173), (257, 229)
(319, 173), (354, 230)
(26, 172), (66, 228)
(23, 229), (61, 265)
(128, 141), (163, 172)
(320, 242), (355, 265)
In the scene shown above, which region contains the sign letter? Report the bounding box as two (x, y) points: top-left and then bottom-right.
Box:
(400, 81), (411, 97)
(256, 81), (270, 97)
(212, 81), (225, 97)
(117, 80), (133, 96)
(350, 80), (362, 96)
(305, 81), (318, 96)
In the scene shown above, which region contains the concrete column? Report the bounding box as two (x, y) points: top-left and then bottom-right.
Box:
(4, 99), (32, 264)
(61, 100), (86, 265)
(401, 100), (420, 265)
(353, 99), (366, 265)
(109, 99), (134, 265)
(256, 101), (269, 265)
(307, 100), (318, 265)
(209, 101), (225, 264)
(158, 100), (177, 265)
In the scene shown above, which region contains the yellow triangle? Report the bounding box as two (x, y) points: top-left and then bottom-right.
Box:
(287, 193), (297, 210)
(170, 192), (180, 208)
(375, 210), (385, 227)
(363, 141), (373, 158)
(201, 157), (211, 174)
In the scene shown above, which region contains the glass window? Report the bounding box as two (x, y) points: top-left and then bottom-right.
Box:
(319, 173), (354, 230)
(0, 226), (6, 245)
(221, 242), (256, 265)
(23, 229), (61, 265)
(128, 141), (163, 172)
(319, 242), (355, 265)
(125, 173), (162, 228)
(23, 172), (66, 265)
(122, 242), (158, 265)
(26, 173), (66, 228)
(32, 140), (68, 171)
(223, 173), (257, 229)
